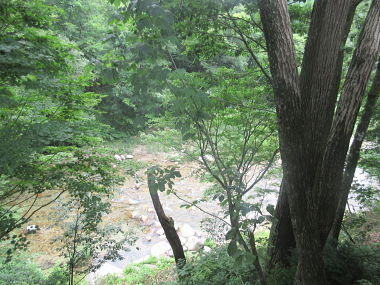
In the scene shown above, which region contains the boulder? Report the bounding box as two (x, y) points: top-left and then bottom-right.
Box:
(203, 246), (212, 253)
(179, 236), (186, 245)
(140, 215), (149, 223)
(26, 225), (37, 231)
(186, 236), (204, 251)
(151, 241), (171, 257)
(128, 199), (139, 205)
(94, 263), (122, 277)
(179, 224), (196, 237)
(156, 228), (165, 235)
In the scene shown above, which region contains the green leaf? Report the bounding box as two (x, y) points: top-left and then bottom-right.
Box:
(225, 228), (235, 240)
(244, 251), (256, 263)
(233, 254), (244, 270)
(227, 240), (237, 256)
(266, 204), (275, 215)
(158, 181), (165, 192)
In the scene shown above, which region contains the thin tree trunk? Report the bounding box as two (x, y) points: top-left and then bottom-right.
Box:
(330, 57), (380, 241)
(147, 174), (186, 267)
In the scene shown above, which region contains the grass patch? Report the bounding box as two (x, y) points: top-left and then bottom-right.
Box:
(97, 256), (176, 285)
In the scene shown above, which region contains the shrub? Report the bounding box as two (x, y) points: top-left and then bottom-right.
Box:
(0, 255), (45, 285)
(324, 241), (380, 285)
(176, 245), (258, 285)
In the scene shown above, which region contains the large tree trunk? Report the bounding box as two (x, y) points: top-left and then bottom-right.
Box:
(259, 0), (380, 283)
(265, 1), (362, 274)
(330, 57), (380, 241)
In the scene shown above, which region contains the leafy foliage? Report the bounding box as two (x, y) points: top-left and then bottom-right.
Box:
(176, 245), (258, 285)
(50, 193), (136, 284)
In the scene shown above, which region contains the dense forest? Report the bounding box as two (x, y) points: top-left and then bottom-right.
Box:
(1, 0), (380, 284)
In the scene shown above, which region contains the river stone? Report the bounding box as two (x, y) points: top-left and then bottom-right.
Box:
(198, 154), (214, 162)
(128, 199), (139, 204)
(179, 224), (196, 237)
(26, 225), (37, 231)
(203, 246), (211, 253)
(120, 155), (126, 160)
(114, 155), (122, 161)
(186, 236), (204, 251)
(126, 155), (134, 159)
(151, 241), (171, 257)
(140, 215), (149, 223)
(179, 236), (186, 245)
(146, 236), (152, 242)
(156, 228), (165, 235)
(95, 263), (123, 277)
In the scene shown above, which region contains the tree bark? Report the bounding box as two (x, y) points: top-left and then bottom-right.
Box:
(259, 0), (380, 284)
(265, 0), (362, 275)
(330, 57), (380, 241)
(147, 174), (186, 267)
(265, 0), (362, 274)
(316, 0), (380, 246)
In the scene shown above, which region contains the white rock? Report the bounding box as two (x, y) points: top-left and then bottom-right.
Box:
(179, 236), (186, 245)
(126, 155), (134, 159)
(151, 241), (171, 257)
(131, 211), (139, 218)
(120, 155), (126, 160)
(94, 263), (122, 277)
(154, 222), (162, 228)
(128, 199), (139, 204)
(186, 236), (205, 251)
(140, 215), (149, 223)
(198, 154), (214, 163)
(159, 235), (166, 239)
(26, 225), (37, 231)
(179, 224), (196, 237)
(147, 208), (155, 213)
(146, 236), (152, 242)
(203, 246), (211, 253)
(156, 228), (165, 235)
(114, 155), (122, 161)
